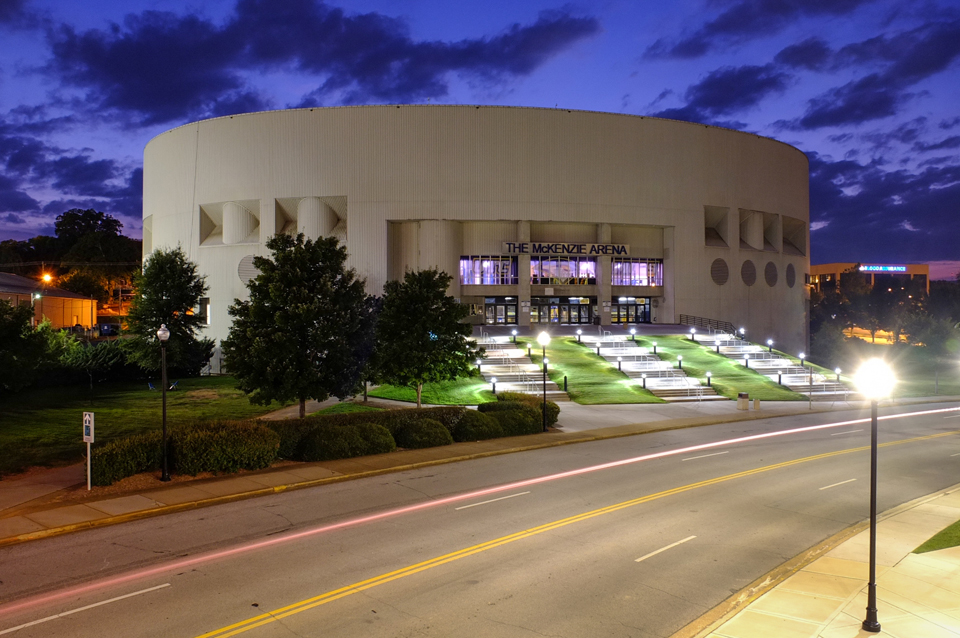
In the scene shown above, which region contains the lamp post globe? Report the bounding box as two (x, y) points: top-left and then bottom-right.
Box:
(799, 352), (805, 368)
(706, 371), (712, 387)
(767, 339), (773, 353)
(156, 324), (171, 482)
(629, 327), (636, 341)
(854, 358), (896, 633)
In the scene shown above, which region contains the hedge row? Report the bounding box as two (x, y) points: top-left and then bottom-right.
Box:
(91, 399), (560, 486)
(90, 420), (279, 486)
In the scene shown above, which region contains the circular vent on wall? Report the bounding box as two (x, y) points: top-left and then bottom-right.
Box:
(710, 258), (729, 285)
(741, 260), (757, 286)
(238, 254), (259, 285)
(765, 262), (778, 287)
(786, 263), (796, 288)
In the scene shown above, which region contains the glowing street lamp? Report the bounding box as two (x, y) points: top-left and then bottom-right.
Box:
(744, 353), (750, 369)
(630, 327), (636, 342)
(576, 328), (582, 342)
(641, 373), (647, 389)
(739, 327), (745, 340)
(537, 332), (551, 432)
(690, 327), (696, 341)
(476, 358), (482, 372)
(652, 341), (658, 354)
(157, 324), (171, 482)
(835, 367), (842, 381)
(715, 339), (721, 354)
(799, 352), (806, 368)
(677, 354), (683, 370)
(706, 371), (712, 387)
(777, 370), (783, 385)
(617, 356), (622, 371)
(854, 359), (896, 634)
(767, 339), (774, 353)
(491, 377), (498, 395)
(511, 329), (517, 344)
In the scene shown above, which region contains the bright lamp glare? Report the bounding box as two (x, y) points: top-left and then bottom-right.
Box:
(537, 331), (551, 346)
(854, 359), (896, 400)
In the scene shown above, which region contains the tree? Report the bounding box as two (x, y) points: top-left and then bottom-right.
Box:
(0, 300), (49, 394)
(222, 233), (378, 418)
(123, 247), (214, 375)
(375, 269), (481, 408)
(909, 315), (960, 395)
(62, 340), (126, 390)
(54, 209), (123, 246)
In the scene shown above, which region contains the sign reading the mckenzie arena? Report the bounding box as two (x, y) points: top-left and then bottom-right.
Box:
(502, 242), (629, 255)
(859, 265), (907, 273)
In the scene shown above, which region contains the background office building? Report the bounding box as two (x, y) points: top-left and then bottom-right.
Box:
(143, 105), (811, 361)
(810, 263), (930, 294)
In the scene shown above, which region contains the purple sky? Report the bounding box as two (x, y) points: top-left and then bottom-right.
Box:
(1, 0), (959, 277)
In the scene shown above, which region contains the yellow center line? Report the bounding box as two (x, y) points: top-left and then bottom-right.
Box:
(195, 429), (958, 638)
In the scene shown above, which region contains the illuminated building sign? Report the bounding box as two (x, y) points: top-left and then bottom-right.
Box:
(859, 265), (907, 273)
(502, 242), (629, 255)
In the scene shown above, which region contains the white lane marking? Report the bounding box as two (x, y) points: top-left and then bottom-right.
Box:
(945, 415), (960, 419)
(682, 451), (729, 462)
(0, 584), (170, 636)
(820, 479), (857, 491)
(830, 429), (864, 436)
(455, 491), (531, 510)
(635, 536), (697, 563)
(951, 453), (960, 457)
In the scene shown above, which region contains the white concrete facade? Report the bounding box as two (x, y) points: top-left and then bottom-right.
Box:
(143, 105), (810, 360)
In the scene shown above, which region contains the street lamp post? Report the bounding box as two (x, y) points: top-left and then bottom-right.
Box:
(491, 377), (497, 395)
(641, 373), (647, 389)
(706, 371), (712, 387)
(476, 358), (482, 373)
(835, 367), (842, 381)
(157, 324), (171, 482)
(854, 359), (896, 634)
(652, 341), (658, 354)
(739, 327), (745, 340)
(767, 339), (774, 353)
(617, 356), (622, 371)
(538, 332), (551, 433)
(576, 329), (582, 342)
(690, 328), (696, 341)
(677, 355), (683, 370)
(511, 329), (517, 344)
(777, 370), (783, 385)
(799, 352), (806, 368)
(744, 353), (750, 369)
(715, 340), (721, 354)
(630, 328), (636, 342)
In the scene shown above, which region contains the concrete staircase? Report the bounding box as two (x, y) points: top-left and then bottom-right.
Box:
(696, 332), (851, 399)
(473, 336), (569, 402)
(582, 333), (723, 402)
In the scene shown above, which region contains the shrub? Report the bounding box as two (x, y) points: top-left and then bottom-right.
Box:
(298, 406), (467, 438)
(270, 420), (314, 459)
(486, 404), (541, 436)
(450, 410), (504, 442)
(496, 392), (560, 427)
(295, 422), (396, 462)
(477, 400), (528, 414)
(394, 418), (454, 449)
(171, 420), (279, 476)
(91, 431), (162, 486)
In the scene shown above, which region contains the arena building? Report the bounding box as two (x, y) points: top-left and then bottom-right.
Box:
(142, 105), (810, 360)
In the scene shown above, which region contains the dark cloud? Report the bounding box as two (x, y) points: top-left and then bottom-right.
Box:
(913, 136), (960, 152)
(2, 212), (25, 224)
(46, 1), (599, 123)
(859, 117), (927, 152)
(650, 64), (788, 124)
(789, 19), (960, 129)
(0, 173), (39, 213)
(940, 117), (960, 130)
(809, 152), (960, 262)
(645, 0), (871, 59)
(774, 37), (832, 71)
(0, 0), (27, 24)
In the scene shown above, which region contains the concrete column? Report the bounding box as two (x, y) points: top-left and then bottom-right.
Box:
(222, 202), (257, 245)
(518, 221), (531, 327)
(597, 222), (612, 325)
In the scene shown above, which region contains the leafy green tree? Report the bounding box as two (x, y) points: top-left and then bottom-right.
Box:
(55, 209), (123, 247)
(0, 300), (49, 394)
(375, 269), (481, 408)
(908, 315), (960, 395)
(62, 340), (126, 390)
(123, 247), (213, 375)
(222, 233), (378, 418)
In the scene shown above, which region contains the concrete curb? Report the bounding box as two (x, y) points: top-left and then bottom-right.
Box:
(668, 481), (960, 638)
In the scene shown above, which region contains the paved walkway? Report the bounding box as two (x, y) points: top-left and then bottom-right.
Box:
(692, 485), (960, 638)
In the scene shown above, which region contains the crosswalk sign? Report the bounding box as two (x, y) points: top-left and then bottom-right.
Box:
(83, 412), (95, 443)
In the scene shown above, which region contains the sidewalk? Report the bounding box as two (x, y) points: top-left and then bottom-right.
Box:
(689, 485), (960, 638)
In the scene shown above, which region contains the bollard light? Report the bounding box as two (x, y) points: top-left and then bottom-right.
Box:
(511, 329), (517, 344)
(527, 344), (532, 357)
(767, 339), (774, 353)
(642, 373), (647, 389)
(715, 339), (721, 353)
(744, 353), (750, 369)
(576, 328), (582, 342)
(630, 327), (636, 341)
(799, 352), (805, 368)
(777, 370), (783, 385)
(476, 358), (482, 372)
(690, 327), (696, 341)
(597, 344), (601, 356)
(617, 356), (622, 371)
(706, 371), (712, 387)
(739, 327), (745, 340)
(678, 354), (683, 370)
(854, 359), (896, 633)
(491, 377), (498, 395)
(835, 367), (841, 381)
(652, 341), (658, 354)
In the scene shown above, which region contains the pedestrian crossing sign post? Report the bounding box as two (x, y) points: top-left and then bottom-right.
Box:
(83, 412), (94, 490)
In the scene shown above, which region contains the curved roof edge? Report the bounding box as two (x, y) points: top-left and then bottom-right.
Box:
(145, 104), (807, 161)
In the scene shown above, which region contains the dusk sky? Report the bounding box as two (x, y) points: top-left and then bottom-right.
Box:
(1, 0), (959, 277)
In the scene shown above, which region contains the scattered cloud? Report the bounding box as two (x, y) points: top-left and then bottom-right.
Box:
(651, 64), (789, 124)
(645, 0), (872, 59)
(46, 1), (600, 124)
(2, 212), (25, 224)
(913, 135), (960, 152)
(774, 37), (832, 71)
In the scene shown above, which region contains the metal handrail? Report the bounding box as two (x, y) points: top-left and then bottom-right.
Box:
(679, 314), (736, 335)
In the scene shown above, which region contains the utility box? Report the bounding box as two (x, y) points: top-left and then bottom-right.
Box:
(737, 392), (749, 410)
(753, 398), (760, 410)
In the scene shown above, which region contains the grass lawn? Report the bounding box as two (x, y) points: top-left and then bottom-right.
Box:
(816, 339), (960, 398)
(368, 377), (495, 405)
(519, 337), (663, 404)
(313, 402), (384, 415)
(0, 376), (288, 475)
(914, 518), (960, 553)
(635, 335), (808, 401)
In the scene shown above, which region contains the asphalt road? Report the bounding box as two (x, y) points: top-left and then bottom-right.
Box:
(1, 402), (959, 638)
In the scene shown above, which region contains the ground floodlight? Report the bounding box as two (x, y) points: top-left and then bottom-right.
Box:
(854, 359), (896, 400)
